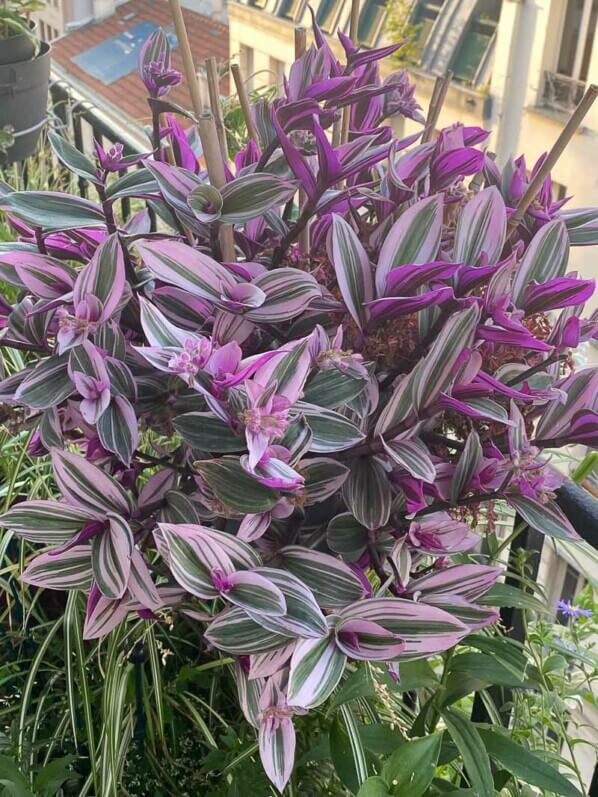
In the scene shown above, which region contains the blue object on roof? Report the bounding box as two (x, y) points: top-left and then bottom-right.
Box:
(71, 21), (178, 85)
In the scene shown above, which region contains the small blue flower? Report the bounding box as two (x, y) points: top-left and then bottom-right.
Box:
(556, 599), (593, 619)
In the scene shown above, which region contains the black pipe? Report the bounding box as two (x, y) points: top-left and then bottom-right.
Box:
(555, 479), (598, 549)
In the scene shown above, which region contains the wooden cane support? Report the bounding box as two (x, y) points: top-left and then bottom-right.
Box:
(199, 113), (236, 262)
(206, 57), (228, 163)
(421, 71), (452, 144)
(231, 63), (260, 146)
(508, 84), (598, 230)
(295, 26), (309, 257)
(168, 0), (205, 117)
(168, 0), (235, 261)
(340, 0), (360, 145)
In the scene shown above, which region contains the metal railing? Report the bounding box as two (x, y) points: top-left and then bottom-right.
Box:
(47, 80), (156, 230)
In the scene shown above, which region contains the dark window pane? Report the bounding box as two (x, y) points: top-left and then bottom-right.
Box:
(317, 0), (340, 32)
(358, 0), (386, 46)
(278, 0), (299, 20)
(558, 0), (586, 77)
(450, 0), (500, 84)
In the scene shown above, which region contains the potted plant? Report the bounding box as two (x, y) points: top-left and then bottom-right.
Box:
(0, 19), (597, 796)
(0, 0), (50, 163)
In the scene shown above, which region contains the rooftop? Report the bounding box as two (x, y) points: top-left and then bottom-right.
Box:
(51, 0), (229, 136)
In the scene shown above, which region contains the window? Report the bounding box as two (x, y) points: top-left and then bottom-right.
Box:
(450, 0), (500, 85)
(412, 0), (445, 52)
(552, 181), (567, 203)
(277, 0), (303, 21)
(316, 0), (342, 33)
(557, 0), (598, 82)
(239, 44), (254, 91)
(357, 0), (386, 47)
(247, 0), (267, 8)
(269, 57), (285, 89)
(542, 0), (597, 111)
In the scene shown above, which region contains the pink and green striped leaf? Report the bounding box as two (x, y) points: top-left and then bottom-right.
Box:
(381, 436), (436, 483)
(205, 607), (293, 654)
(136, 238), (235, 302)
(343, 457), (392, 531)
(246, 567), (328, 639)
(301, 458), (350, 505)
(512, 219), (569, 306)
(21, 546), (93, 591)
(73, 233), (125, 321)
(287, 634), (347, 709)
(338, 598), (469, 657)
(506, 495), (581, 541)
(15, 353), (73, 410)
(453, 186), (506, 266)
(376, 195), (443, 296)
(91, 514), (134, 599)
(330, 214), (374, 329)
(0, 500), (95, 543)
(51, 449), (133, 516)
(280, 546), (366, 609)
(412, 303), (481, 412)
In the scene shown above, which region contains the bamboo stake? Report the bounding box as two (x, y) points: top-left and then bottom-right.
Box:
(168, 0), (205, 117)
(508, 83), (598, 229)
(421, 70), (452, 144)
(168, 0), (235, 261)
(295, 26), (309, 257)
(199, 113), (236, 262)
(231, 63), (260, 145)
(340, 0), (360, 145)
(206, 56), (228, 162)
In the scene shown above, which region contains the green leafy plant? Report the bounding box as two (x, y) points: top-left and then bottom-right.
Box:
(0, 0), (45, 45)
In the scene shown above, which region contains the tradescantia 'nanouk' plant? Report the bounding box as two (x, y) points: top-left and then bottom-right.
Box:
(1, 17), (598, 792)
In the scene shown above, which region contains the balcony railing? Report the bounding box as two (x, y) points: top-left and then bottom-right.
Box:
(542, 71), (586, 113)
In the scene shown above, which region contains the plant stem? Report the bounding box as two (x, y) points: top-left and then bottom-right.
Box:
(504, 352), (567, 387)
(97, 185), (117, 234)
(34, 226), (47, 254)
(271, 194), (319, 267)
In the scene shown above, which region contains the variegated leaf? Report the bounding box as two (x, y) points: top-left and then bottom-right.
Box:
(287, 634), (347, 709)
(301, 458), (350, 505)
(343, 457), (392, 531)
(453, 186), (506, 266)
(506, 495), (580, 540)
(91, 514), (134, 599)
(376, 195), (443, 296)
(205, 607), (293, 654)
(330, 214), (374, 329)
(0, 500), (95, 543)
(512, 219), (569, 306)
(296, 402), (365, 453)
(246, 567), (328, 639)
(280, 546), (366, 609)
(15, 353), (73, 410)
(381, 436), (436, 483)
(51, 449), (133, 516)
(21, 546), (93, 590)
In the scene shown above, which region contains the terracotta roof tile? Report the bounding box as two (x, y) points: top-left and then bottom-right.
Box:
(51, 0), (229, 128)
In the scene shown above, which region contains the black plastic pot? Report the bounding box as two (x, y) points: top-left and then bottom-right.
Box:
(0, 19), (38, 65)
(0, 37), (50, 163)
